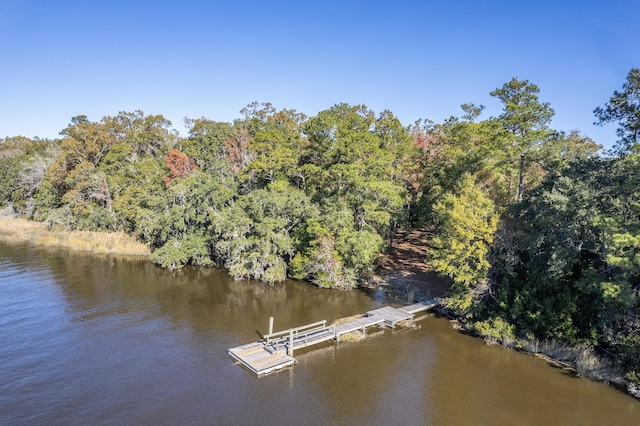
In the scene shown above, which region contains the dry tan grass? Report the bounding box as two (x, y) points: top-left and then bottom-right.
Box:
(337, 331), (366, 342)
(330, 314), (364, 326)
(0, 217), (150, 256)
(330, 314), (368, 342)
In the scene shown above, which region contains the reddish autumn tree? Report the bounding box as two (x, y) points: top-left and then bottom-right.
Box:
(163, 149), (198, 187)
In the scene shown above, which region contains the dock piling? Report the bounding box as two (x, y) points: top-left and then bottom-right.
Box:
(289, 329), (294, 356)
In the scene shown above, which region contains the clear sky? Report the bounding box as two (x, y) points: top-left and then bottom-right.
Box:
(1, 0), (638, 149)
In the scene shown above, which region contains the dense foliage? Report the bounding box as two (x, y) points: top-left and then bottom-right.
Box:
(2, 104), (419, 288)
(1, 70), (639, 385)
(420, 71), (639, 385)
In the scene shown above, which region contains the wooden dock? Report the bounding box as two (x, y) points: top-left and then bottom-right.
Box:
(228, 299), (439, 376)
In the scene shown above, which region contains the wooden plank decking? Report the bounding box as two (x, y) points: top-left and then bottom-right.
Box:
(228, 342), (296, 376)
(367, 306), (413, 328)
(334, 315), (385, 337)
(228, 299), (440, 376)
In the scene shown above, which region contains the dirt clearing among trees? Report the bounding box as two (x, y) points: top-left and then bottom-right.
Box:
(372, 228), (451, 302)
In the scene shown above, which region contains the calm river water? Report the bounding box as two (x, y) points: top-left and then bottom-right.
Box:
(1, 242), (638, 425)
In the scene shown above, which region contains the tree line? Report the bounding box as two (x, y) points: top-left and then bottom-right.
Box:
(1, 69), (639, 386)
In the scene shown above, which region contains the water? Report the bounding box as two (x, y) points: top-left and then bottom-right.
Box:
(1, 242), (638, 425)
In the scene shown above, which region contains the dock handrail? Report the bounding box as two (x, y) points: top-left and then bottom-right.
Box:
(264, 320), (327, 344)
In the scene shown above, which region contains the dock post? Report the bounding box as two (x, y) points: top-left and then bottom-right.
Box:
(289, 329), (294, 357)
(268, 317), (274, 342)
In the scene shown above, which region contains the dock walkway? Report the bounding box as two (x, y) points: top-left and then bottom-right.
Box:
(228, 299), (439, 376)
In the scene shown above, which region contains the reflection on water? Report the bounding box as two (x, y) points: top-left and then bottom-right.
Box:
(1, 242), (638, 425)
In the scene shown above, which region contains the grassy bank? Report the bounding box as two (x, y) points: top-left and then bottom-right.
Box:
(0, 217), (150, 256)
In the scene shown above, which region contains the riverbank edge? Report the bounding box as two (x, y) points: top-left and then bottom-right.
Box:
(369, 272), (640, 401)
(2, 215), (638, 400)
(449, 317), (640, 400)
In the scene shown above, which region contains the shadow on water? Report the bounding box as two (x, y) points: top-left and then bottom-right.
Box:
(6, 240), (405, 336)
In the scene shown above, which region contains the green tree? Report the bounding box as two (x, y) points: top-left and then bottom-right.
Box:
(148, 170), (237, 269)
(485, 155), (639, 350)
(491, 78), (555, 203)
(240, 102), (307, 188)
(290, 215), (353, 289)
(430, 173), (498, 315)
(594, 68), (640, 153)
(419, 116), (511, 207)
(289, 200), (385, 289)
(213, 181), (314, 283)
(182, 118), (233, 175)
(303, 104), (414, 236)
(35, 111), (178, 230)
(0, 137), (58, 216)
(553, 130), (602, 165)
(0, 137), (29, 207)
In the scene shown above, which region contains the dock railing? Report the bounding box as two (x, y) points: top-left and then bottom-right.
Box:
(264, 320), (328, 346)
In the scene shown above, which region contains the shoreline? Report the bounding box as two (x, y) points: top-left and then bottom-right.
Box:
(370, 272), (639, 400)
(2, 215), (637, 400)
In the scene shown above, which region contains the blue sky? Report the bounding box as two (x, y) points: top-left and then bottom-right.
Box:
(1, 0), (638, 149)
